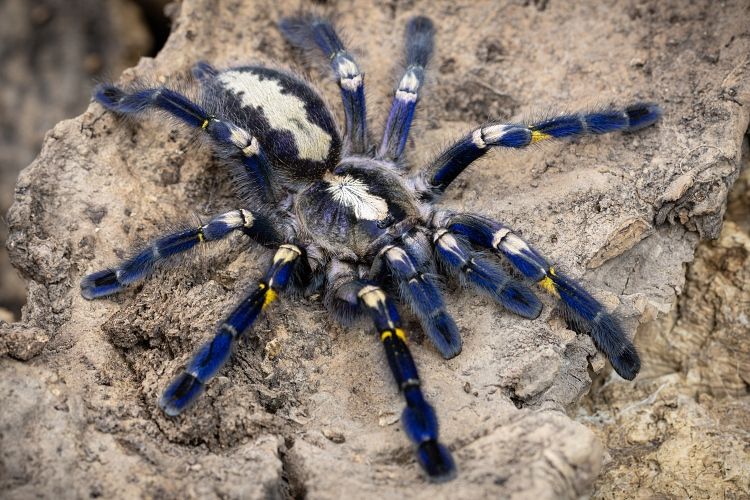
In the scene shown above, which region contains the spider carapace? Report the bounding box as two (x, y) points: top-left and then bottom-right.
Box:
(81, 13), (661, 482)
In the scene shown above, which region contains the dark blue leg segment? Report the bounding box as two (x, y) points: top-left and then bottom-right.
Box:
(95, 84), (208, 128)
(625, 102), (662, 131)
(549, 271), (640, 380)
(159, 373), (205, 416)
(530, 115), (585, 138)
(159, 244), (302, 416)
(378, 16), (434, 161)
(420, 124), (532, 197)
(357, 285), (456, 482)
(94, 83), (277, 200)
(81, 210), (280, 300)
(433, 229), (542, 319)
(79, 269), (121, 299)
(417, 102), (661, 198)
(381, 245), (462, 359)
(444, 212), (640, 380)
(279, 15), (368, 154)
(402, 387), (438, 443)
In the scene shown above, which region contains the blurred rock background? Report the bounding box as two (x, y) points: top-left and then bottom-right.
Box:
(0, 0), (169, 319)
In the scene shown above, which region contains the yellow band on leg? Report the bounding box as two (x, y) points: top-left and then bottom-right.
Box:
(538, 267), (559, 297)
(394, 328), (407, 342)
(530, 130), (551, 143)
(262, 288), (277, 309)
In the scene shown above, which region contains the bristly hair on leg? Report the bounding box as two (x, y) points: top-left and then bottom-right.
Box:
(441, 211), (642, 380)
(548, 270), (640, 380)
(378, 16), (435, 162)
(279, 12), (368, 154)
(432, 229), (542, 319)
(81, 210), (282, 300)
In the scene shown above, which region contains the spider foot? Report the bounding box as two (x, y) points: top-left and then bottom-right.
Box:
(551, 272), (640, 380)
(417, 440), (457, 483)
(159, 372), (205, 417)
(80, 268), (122, 299)
(402, 387), (457, 481)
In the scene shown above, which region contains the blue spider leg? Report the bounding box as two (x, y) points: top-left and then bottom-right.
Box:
(377, 16), (434, 162)
(444, 213), (640, 380)
(279, 15), (367, 154)
(93, 83), (276, 201)
(415, 103), (662, 198)
(380, 245), (462, 359)
(159, 244), (302, 416)
(80, 209), (282, 299)
(432, 229), (542, 319)
(357, 284), (456, 482)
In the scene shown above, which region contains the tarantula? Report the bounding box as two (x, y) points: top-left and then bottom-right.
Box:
(81, 14), (661, 481)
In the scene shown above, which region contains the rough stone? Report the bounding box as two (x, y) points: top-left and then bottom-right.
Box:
(0, 0), (153, 318)
(2, 0), (750, 498)
(585, 159), (750, 499)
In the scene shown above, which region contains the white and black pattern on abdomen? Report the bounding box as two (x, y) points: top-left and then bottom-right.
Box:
(211, 66), (342, 180)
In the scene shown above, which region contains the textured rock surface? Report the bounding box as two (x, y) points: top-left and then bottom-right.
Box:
(2, 0), (750, 498)
(585, 160), (750, 499)
(0, 0), (153, 317)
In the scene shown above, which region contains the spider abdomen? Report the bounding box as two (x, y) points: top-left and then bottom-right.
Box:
(203, 66), (342, 180)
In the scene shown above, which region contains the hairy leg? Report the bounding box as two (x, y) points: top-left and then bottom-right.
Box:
(160, 244), (302, 415)
(81, 209), (281, 299)
(357, 284), (456, 482)
(432, 228), (542, 319)
(440, 211), (640, 380)
(279, 15), (368, 154)
(378, 16), (435, 162)
(414, 103), (662, 199)
(379, 244), (462, 359)
(94, 83), (277, 201)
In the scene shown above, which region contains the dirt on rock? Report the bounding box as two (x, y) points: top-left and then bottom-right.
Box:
(2, 1), (750, 498)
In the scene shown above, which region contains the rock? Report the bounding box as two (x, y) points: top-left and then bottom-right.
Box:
(585, 163), (750, 498)
(2, 0), (750, 498)
(586, 377), (750, 498)
(0, 321), (49, 361)
(0, 0), (153, 318)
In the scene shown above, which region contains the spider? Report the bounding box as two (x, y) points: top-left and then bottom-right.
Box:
(81, 13), (661, 482)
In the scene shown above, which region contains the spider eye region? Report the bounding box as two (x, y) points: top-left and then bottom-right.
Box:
(297, 167), (417, 256)
(326, 174), (389, 221)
